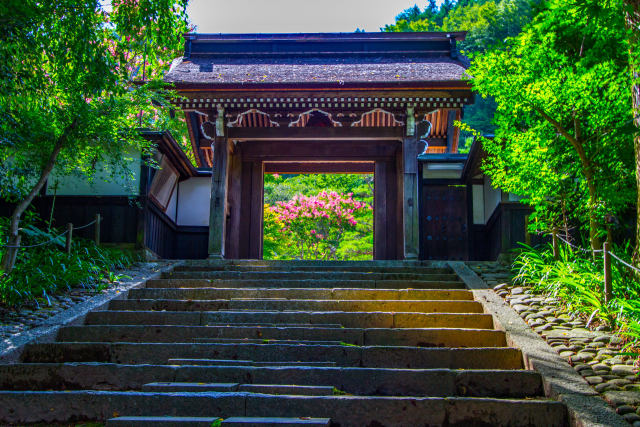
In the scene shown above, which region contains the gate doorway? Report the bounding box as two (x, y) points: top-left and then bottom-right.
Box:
(262, 171), (374, 261)
(224, 140), (403, 260)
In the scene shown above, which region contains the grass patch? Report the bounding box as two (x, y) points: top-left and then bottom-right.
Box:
(513, 242), (640, 349)
(0, 216), (140, 309)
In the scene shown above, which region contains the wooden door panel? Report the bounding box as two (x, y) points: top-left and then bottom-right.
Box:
(421, 185), (468, 260)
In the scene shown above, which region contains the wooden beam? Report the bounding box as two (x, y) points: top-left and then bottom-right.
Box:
(238, 140), (400, 161)
(264, 162), (374, 174)
(227, 127), (404, 141)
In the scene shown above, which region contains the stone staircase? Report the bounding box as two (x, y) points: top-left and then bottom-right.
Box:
(0, 260), (568, 426)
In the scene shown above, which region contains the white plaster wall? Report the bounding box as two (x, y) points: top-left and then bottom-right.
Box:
(177, 177), (210, 226)
(46, 150), (141, 196)
(472, 184), (485, 225)
(483, 177), (502, 223)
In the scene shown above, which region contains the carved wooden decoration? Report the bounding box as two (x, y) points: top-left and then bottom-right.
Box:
(351, 108), (404, 127)
(227, 109), (280, 128)
(288, 109), (342, 127)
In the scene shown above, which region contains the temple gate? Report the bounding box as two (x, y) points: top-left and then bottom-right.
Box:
(166, 32), (473, 260)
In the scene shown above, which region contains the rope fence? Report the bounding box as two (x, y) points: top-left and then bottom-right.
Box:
(548, 229), (640, 303)
(1, 214), (102, 254)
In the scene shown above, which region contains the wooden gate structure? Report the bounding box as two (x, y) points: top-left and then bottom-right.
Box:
(165, 32), (473, 260)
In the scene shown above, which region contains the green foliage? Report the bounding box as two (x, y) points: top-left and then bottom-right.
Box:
(0, 0), (189, 271)
(468, 0), (635, 246)
(263, 174), (373, 260)
(514, 243), (640, 347)
(0, 214), (139, 308)
(384, 0), (536, 137)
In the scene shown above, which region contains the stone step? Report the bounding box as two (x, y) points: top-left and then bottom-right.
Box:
(57, 325), (507, 347)
(142, 382), (334, 396)
(238, 384), (334, 396)
(145, 278), (467, 290)
(21, 342), (524, 369)
(107, 416), (331, 427)
(109, 298), (483, 313)
(221, 417), (331, 426)
(173, 264), (452, 274)
(0, 363), (544, 397)
(168, 360), (339, 367)
(107, 416), (223, 427)
(162, 270), (461, 282)
(85, 310), (495, 329)
(0, 390), (567, 426)
(191, 339), (344, 346)
(180, 260), (447, 269)
(133, 287), (474, 301)
(143, 382), (240, 392)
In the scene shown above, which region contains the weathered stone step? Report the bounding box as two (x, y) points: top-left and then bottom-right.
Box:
(168, 360), (338, 367)
(221, 416), (331, 426)
(109, 298), (483, 313)
(0, 363), (544, 397)
(21, 342), (524, 369)
(86, 310), (495, 329)
(162, 271), (461, 282)
(108, 416), (331, 426)
(57, 325), (507, 347)
(142, 382), (334, 396)
(174, 264), (451, 274)
(107, 416), (222, 427)
(143, 382), (240, 392)
(181, 259), (453, 273)
(145, 278), (466, 290)
(134, 287), (474, 301)
(0, 390), (567, 426)
(191, 339), (344, 346)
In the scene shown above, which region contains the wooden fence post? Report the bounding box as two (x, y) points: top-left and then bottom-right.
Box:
(94, 213), (101, 246)
(525, 216), (531, 246)
(603, 240), (613, 304)
(552, 228), (559, 260)
(65, 223), (73, 255)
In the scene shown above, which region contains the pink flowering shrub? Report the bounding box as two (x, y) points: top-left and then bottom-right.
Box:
(270, 191), (371, 260)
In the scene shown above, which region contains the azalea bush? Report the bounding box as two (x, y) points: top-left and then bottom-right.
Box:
(267, 190), (372, 260)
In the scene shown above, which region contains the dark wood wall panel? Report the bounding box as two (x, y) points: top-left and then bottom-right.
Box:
(0, 196), (140, 244)
(175, 226), (209, 259)
(145, 202), (176, 258)
(420, 184), (468, 260)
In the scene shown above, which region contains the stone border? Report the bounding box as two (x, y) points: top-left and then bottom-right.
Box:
(0, 261), (182, 362)
(449, 261), (627, 427)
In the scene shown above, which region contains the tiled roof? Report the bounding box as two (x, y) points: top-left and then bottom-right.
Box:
(165, 56), (469, 85)
(164, 32), (469, 86)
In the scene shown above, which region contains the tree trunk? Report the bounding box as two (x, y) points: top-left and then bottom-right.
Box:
(532, 106), (602, 250)
(0, 119), (78, 273)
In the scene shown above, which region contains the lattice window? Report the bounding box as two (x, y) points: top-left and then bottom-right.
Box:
(148, 156), (178, 211)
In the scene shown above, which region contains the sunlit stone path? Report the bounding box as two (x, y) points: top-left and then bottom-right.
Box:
(0, 260), (567, 426)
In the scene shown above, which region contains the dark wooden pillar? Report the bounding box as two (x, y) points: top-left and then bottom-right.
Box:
(374, 158), (402, 260)
(224, 142), (242, 258)
(402, 134), (419, 259)
(249, 161), (264, 259)
(208, 135), (229, 258)
(374, 161), (386, 260)
(238, 160), (264, 259)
